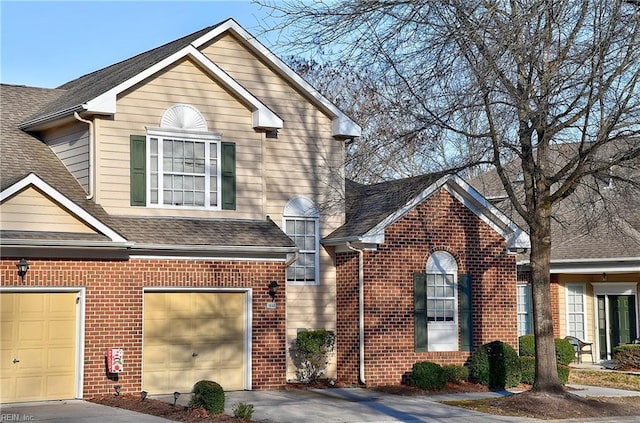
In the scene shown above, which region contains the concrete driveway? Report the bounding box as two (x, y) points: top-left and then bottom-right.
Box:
(2, 385), (639, 423)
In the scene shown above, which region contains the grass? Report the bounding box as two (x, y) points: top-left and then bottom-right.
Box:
(568, 368), (640, 391)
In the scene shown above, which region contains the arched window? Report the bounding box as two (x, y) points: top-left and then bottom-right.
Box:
(423, 251), (458, 351)
(283, 197), (320, 285)
(138, 104), (235, 209)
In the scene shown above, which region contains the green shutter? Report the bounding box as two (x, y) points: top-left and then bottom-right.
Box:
(130, 135), (146, 206)
(414, 273), (428, 352)
(460, 274), (473, 352)
(221, 142), (236, 210)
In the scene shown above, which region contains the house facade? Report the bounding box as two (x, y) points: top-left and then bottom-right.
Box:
(1, 19), (529, 403)
(471, 159), (640, 363)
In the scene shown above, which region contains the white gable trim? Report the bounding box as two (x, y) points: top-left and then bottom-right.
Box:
(186, 19), (360, 138)
(0, 173), (127, 243)
(362, 174), (530, 250)
(84, 45), (283, 130)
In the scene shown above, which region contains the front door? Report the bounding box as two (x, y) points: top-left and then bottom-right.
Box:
(597, 294), (637, 359)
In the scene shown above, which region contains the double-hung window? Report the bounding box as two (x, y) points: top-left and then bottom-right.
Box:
(147, 130), (220, 208)
(130, 104), (236, 210)
(566, 283), (587, 340)
(283, 197), (320, 285)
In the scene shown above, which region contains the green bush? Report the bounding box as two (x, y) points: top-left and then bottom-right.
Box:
(519, 335), (535, 357)
(555, 338), (576, 365)
(558, 364), (570, 384)
(190, 380), (224, 415)
(409, 361), (447, 391)
(233, 402), (254, 421)
(470, 340), (521, 389)
(519, 356), (536, 385)
(519, 335), (577, 366)
(290, 329), (336, 383)
(613, 344), (640, 370)
(442, 364), (468, 384)
(519, 356), (570, 385)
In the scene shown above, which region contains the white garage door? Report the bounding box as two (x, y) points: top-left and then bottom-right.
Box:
(143, 291), (247, 394)
(1, 292), (77, 403)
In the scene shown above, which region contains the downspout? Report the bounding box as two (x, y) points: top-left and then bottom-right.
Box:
(346, 241), (366, 384)
(73, 112), (94, 200)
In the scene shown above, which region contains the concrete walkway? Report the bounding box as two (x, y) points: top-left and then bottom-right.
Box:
(2, 384), (639, 423)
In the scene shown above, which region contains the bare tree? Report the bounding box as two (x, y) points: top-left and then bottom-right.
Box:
(261, 0), (640, 393)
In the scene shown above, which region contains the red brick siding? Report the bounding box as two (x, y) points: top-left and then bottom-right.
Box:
(336, 189), (518, 386)
(0, 258), (287, 397)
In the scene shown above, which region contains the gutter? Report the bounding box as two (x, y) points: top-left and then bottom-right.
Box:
(346, 241), (366, 385)
(131, 243), (297, 255)
(73, 112), (95, 200)
(19, 105), (86, 130)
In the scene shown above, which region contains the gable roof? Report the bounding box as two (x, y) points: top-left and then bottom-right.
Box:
(19, 19), (360, 138)
(470, 161), (640, 270)
(1, 83), (298, 257)
(324, 173), (529, 250)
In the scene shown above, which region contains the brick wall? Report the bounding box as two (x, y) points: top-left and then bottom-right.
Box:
(336, 189), (518, 386)
(0, 258), (287, 397)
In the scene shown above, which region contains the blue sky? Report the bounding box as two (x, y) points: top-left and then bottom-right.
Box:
(1, 1), (284, 88)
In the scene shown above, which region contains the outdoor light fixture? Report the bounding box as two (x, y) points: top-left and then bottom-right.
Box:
(173, 391), (181, 406)
(268, 281), (279, 300)
(602, 272), (607, 281)
(114, 385), (121, 396)
(16, 258), (29, 283)
(141, 391), (148, 401)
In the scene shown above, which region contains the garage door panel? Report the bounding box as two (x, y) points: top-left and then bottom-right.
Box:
(218, 368), (243, 390)
(1, 292), (77, 403)
(143, 292), (246, 394)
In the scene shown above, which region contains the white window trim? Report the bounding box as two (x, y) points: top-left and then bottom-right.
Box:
(425, 251), (458, 351)
(565, 283), (588, 341)
(283, 196), (320, 285)
(517, 283), (532, 336)
(145, 128), (222, 210)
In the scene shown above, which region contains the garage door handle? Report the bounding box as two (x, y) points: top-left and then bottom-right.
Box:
(12, 358), (20, 364)
(192, 352), (198, 357)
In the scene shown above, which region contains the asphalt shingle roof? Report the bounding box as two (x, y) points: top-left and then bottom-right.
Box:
(325, 172), (448, 241)
(23, 24), (219, 126)
(1, 83), (294, 252)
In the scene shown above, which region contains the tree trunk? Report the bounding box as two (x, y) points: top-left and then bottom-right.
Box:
(529, 203), (563, 394)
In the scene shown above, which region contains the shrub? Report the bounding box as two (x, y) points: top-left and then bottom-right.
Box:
(613, 344), (640, 370)
(519, 356), (570, 385)
(442, 364), (468, 385)
(290, 329), (336, 383)
(519, 356), (536, 385)
(557, 364), (570, 385)
(470, 340), (521, 389)
(519, 335), (535, 357)
(233, 402), (254, 421)
(409, 361), (447, 391)
(555, 338), (576, 365)
(190, 380), (224, 415)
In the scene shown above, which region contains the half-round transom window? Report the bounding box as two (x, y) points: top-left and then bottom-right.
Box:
(160, 104), (208, 132)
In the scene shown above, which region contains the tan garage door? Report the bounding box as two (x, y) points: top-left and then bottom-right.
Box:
(0, 292), (77, 403)
(143, 292), (246, 394)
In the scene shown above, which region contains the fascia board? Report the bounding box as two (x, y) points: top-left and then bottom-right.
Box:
(84, 45), (283, 130)
(362, 175), (452, 241)
(0, 173), (127, 243)
(445, 175), (531, 249)
(362, 174), (531, 250)
(193, 19), (361, 138)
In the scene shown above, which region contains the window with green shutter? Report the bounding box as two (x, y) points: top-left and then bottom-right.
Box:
(129, 133), (235, 209)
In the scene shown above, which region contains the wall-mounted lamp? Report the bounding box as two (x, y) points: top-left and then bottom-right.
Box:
(268, 281), (279, 300)
(17, 258), (29, 283)
(602, 272), (607, 281)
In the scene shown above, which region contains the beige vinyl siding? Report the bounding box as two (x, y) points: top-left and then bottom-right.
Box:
(0, 187), (96, 233)
(202, 35), (345, 380)
(42, 123), (90, 192)
(96, 58), (264, 218)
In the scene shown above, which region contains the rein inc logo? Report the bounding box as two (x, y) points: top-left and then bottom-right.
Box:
(1, 414), (34, 422)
